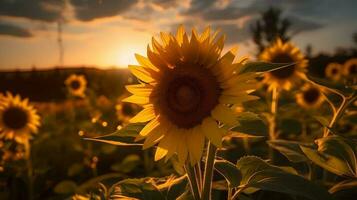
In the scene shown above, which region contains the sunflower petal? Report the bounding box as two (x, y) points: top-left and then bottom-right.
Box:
(135, 54), (159, 72)
(128, 65), (157, 83)
(122, 95), (149, 105)
(125, 84), (153, 97)
(201, 117), (224, 147)
(188, 127), (204, 165)
(143, 124), (167, 149)
(129, 105), (156, 123)
(211, 104), (237, 126)
(136, 115), (160, 141)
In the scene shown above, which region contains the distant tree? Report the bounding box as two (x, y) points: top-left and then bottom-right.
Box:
(353, 32), (357, 46)
(250, 7), (291, 54)
(305, 44), (313, 58)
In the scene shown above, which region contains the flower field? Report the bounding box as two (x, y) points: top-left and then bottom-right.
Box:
(1, 5), (357, 200)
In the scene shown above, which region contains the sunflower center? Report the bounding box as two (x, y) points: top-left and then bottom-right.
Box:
(349, 64), (357, 74)
(3, 107), (28, 130)
(331, 68), (338, 75)
(269, 53), (296, 79)
(70, 80), (81, 90)
(303, 88), (320, 104)
(156, 64), (220, 129)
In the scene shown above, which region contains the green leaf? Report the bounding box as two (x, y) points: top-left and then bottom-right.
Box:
(110, 178), (165, 200)
(214, 160), (242, 188)
(300, 136), (357, 178)
(54, 180), (77, 194)
(84, 123), (146, 146)
(111, 154), (141, 173)
(236, 156), (333, 200)
(268, 140), (312, 163)
(67, 163), (84, 177)
(230, 112), (268, 137)
(238, 61), (295, 74)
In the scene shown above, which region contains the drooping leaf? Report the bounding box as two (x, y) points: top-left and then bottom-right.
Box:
(214, 160), (242, 188)
(268, 140), (312, 163)
(238, 62), (295, 74)
(111, 154), (141, 173)
(300, 136), (357, 178)
(54, 180), (77, 194)
(236, 156), (333, 200)
(113, 123), (147, 137)
(230, 112), (268, 137)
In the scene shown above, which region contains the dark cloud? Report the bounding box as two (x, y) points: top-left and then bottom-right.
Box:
(0, 23), (32, 37)
(152, 0), (178, 9)
(123, 4), (155, 21)
(287, 16), (324, 35)
(0, 0), (64, 22)
(70, 0), (138, 21)
(184, 0), (216, 14)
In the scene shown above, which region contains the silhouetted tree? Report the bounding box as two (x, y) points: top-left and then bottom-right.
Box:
(250, 7), (291, 54)
(353, 32), (357, 46)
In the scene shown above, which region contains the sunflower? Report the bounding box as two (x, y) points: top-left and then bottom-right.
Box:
(65, 74), (87, 97)
(325, 62), (342, 81)
(343, 58), (357, 83)
(116, 95), (140, 125)
(0, 93), (40, 144)
(124, 26), (258, 165)
(260, 38), (308, 91)
(296, 84), (324, 109)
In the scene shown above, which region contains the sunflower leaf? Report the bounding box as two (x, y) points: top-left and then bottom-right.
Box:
(238, 62), (294, 74)
(267, 140), (312, 163)
(236, 156), (333, 200)
(230, 112), (268, 137)
(84, 134), (142, 146)
(214, 160), (242, 188)
(300, 135), (357, 178)
(113, 122), (147, 137)
(306, 75), (355, 95)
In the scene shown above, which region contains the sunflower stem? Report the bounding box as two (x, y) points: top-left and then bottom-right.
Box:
(185, 164), (201, 200)
(201, 142), (217, 200)
(324, 92), (357, 137)
(24, 140), (33, 200)
(268, 87), (279, 162)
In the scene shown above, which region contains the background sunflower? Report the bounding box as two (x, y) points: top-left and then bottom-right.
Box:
(0, 93), (40, 144)
(325, 62), (342, 81)
(260, 38), (308, 91)
(296, 84), (325, 109)
(65, 74), (87, 97)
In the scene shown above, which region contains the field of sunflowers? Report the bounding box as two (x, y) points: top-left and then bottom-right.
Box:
(0, 25), (356, 200)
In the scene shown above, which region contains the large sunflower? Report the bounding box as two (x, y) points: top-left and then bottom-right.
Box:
(260, 38), (308, 91)
(325, 62), (342, 81)
(124, 26), (258, 165)
(296, 84), (324, 109)
(65, 74), (87, 97)
(0, 93), (40, 144)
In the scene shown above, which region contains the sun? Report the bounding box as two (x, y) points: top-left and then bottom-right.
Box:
(116, 45), (146, 67)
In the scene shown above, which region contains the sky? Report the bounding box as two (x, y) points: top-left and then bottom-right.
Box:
(0, 0), (356, 70)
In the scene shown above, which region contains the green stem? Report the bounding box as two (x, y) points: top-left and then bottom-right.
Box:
(24, 140), (33, 200)
(324, 93), (357, 137)
(268, 88), (279, 162)
(185, 164), (201, 200)
(201, 142), (217, 200)
(231, 187), (245, 200)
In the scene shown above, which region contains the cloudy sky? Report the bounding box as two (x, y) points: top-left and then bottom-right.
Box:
(0, 0), (356, 70)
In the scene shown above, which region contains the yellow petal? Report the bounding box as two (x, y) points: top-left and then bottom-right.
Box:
(211, 104), (237, 126)
(188, 127), (204, 165)
(135, 54), (159, 72)
(155, 145), (168, 161)
(143, 125), (166, 149)
(128, 65), (156, 83)
(219, 94), (259, 104)
(126, 84), (153, 97)
(136, 115), (160, 141)
(129, 105), (156, 123)
(122, 95), (149, 105)
(176, 25), (185, 45)
(201, 117), (224, 147)
(176, 130), (188, 164)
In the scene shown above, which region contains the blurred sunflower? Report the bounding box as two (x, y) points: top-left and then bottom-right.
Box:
(0, 93), (40, 144)
(260, 38), (308, 91)
(325, 63), (342, 81)
(116, 101), (139, 125)
(65, 74), (87, 97)
(124, 26), (258, 165)
(343, 58), (357, 83)
(296, 84), (324, 109)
